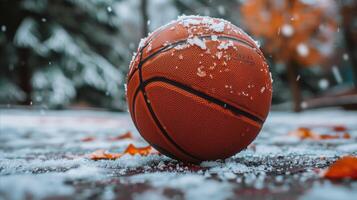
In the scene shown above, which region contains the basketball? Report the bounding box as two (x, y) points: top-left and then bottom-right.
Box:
(126, 16), (272, 163)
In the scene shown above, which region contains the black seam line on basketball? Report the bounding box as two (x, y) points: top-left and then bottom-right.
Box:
(126, 23), (178, 84)
(136, 42), (203, 163)
(129, 30), (155, 124)
(127, 35), (255, 83)
(142, 77), (264, 124)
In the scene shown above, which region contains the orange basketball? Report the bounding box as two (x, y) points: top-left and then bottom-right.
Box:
(126, 16), (272, 163)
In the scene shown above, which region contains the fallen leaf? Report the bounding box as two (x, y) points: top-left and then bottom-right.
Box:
(319, 132), (351, 140)
(81, 136), (96, 142)
(108, 131), (133, 141)
(289, 127), (319, 140)
(124, 144), (152, 156)
(88, 143), (153, 160)
(88, 149), (122, 160)
(324, 156), (357, 180)
(332, 125), (347, 132)
(289, 127), (351, 140)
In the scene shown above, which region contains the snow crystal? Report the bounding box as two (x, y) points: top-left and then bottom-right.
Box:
(138, 37), (147, 49)
(318, 79), (329, 89)
(332, 65), (342, 84)
(281, 24), (294, 37)
(211, 35), (218, 41)
(217, 6), (226, 15)
(269, 72), (273, 83)
(210, 21), (225, 32)
(180, 17), (202, 27)
(146, 43), (152, 52)
(216, 51), (223, 59)
(174, 43), (189, 50)
(297, 43), (309, 57)
(217, 41), (234, 50)
(342, 53), (349, 61)
(178, 15), (226, 33)
(260, 86), (266, 93)
(187, 36), (207, 50)
(1, 25), (6, 32)
(301, 101), (308, 109)
(107, 6), (112, 12)
(197, 67), (207, 77)
(296, 75), (301, 81)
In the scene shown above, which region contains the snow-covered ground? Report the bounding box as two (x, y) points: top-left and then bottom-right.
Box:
(0, 109), (356, 200)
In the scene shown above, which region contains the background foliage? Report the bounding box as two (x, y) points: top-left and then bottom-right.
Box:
(0, 0), (355, 111)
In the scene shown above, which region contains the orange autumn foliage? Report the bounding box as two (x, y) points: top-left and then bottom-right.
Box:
(89, 149), (122, 160)
(80, 136), (96, 142)
(88, 144), (153, 160)
(124, 144), (152, 156)
(324, 156), (357, 180)
(108, 131), (133, 141)
(240, 0), (337, 66)
(289, 127), (350, 140)
(332, 125), (347, 132)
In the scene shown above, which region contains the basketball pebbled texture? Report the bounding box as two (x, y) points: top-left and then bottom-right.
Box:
(126, 16), (272, 163)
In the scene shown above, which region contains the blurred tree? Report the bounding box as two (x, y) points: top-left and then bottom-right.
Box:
(240, 0), (338, 111)
(0, 0), (137, 110)
(341, 1), (357, 85)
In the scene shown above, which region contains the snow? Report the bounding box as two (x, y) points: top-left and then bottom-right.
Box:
(297, 43), (309, 57)
(332, 65), (343, 84)
(0, 173), (75, 200)
(187, 36), (207, 50)
(343, 53), (349, 61)
(336, 143), (357, 152)
(1, 25), (6, 32)
(0, 109), (356, 199)
(299, 182), (357, 200)
(178, 15), (227, 33)
(217, 6), (226, 15)
(281, 24), (294, 37)
(211, 35), (218, 41)
(210, 21), (225, 32)
(126, 172), (233, 200)
(318, 79), (329, 89)
(217, 41), (234, 50)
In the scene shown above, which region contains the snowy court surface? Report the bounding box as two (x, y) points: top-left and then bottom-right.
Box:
(0, 109), (356, 200)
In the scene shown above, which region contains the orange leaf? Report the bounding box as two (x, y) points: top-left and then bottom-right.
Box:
(108, 131), (133, 141)
(289, 127), (319, 140)
(88, 149), (122, 160)
(289, 127), (351, 140)
(88, 143), (153, 160)
(324, 156), (357, 180)
(81, 136), (96, 142)
(124, 144), (152, 156)
(332, 125), (347, 132)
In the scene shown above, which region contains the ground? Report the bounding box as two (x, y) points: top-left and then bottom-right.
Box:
(0, 109), (356, 200)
